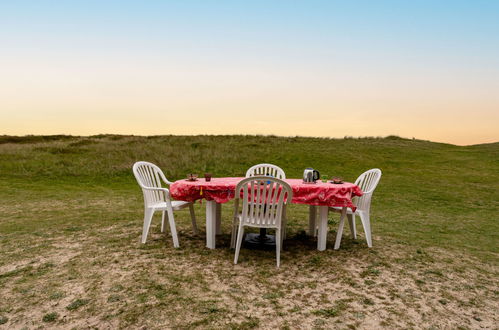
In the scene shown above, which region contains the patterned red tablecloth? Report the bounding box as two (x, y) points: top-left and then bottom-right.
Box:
(170, 177), (363, 211)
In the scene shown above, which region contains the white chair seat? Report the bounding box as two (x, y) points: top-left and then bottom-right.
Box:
(329, 206), (355, 213)
(329, 207), (368, 217)
(150, 200), (192, 211)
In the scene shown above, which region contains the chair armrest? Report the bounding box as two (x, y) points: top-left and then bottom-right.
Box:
(162, 178), (174, 185)
(142, 186), (171, 199)
(157, 171), (173, 185)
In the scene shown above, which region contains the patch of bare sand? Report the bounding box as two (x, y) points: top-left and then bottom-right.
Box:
(0, 242), (81, 274)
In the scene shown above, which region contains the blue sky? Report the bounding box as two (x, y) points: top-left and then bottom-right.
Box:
(1, 1), (498, 144)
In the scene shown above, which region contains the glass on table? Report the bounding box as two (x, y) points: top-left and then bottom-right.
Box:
(321, 174), (328, 183)
(204, 173), (212, 182)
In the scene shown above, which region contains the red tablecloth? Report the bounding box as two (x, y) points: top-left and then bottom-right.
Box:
(170, 177), (363, 211)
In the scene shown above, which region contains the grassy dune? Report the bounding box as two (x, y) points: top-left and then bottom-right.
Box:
(0, 135), (497, 329)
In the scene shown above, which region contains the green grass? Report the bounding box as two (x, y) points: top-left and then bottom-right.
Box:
(66, 298), (90, 311)
(42, 312), (59, 322)
(0, 134), (498, 328)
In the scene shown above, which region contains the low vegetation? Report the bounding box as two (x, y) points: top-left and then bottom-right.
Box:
(0, 135), (497, 329)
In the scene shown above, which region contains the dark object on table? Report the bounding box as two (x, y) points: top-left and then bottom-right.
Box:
(204, 173), (212, 182)
(331, 177), (344, 184)
(187, 174), (198, 181)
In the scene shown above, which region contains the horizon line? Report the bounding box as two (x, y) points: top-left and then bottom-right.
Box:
(1, 133), (497, 147)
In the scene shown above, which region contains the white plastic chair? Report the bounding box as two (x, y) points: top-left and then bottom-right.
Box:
(245, 163), (286, 179)
(232, 164), (288, 247)
(330, 168), (382, 249)
(132, 161), (198, 248)
(233, 176), (293, 267)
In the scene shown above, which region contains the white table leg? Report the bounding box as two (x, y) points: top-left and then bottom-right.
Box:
(317, 206), (329, 251)
(308, 205), (317, 237)
(206, 200), (217, 249)
(216, 202), (222, 235)
(334, 207), (347, 250)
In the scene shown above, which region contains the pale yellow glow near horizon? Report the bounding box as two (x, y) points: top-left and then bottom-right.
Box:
(1, 56), (498, 146)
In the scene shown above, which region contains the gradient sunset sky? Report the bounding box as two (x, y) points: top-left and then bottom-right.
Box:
(1, 1), (498, 145)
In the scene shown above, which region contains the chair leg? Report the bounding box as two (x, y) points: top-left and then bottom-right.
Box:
(230, 216), (238, 249)
(281, 224), (286, 248)
(276, 228), (281, 268)
(189, 204), (198, 235)
(347, 213), (357, 239)
(334, 208), (347, 250)
(166, 208), (180, 248)
(359, 213), (373, 247)
(161, 211), (166, 233)
(282, 207), (288, 240)
(234, 224), (245, 264)
(141, 208), (154, 244)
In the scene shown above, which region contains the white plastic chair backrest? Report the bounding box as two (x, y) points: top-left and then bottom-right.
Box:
(353, 168), (382, 212)
(245, 163), (286, 179)
(236, 176), (293, 228)
(132, 161), (170, 207)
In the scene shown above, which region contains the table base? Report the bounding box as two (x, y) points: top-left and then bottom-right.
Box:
(243, 230), (276, 250)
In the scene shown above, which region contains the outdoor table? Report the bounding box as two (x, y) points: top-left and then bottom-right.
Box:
(170, 177), (363, 251)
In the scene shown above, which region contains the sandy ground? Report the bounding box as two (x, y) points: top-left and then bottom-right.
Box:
(0, 223), (498, 329)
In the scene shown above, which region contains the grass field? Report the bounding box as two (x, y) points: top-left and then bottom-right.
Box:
(0, 134), (498, 329)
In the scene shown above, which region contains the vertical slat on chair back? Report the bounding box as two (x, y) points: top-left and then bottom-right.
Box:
(245, 164), (286, 179)
(354, 169), (382, 212)
(133, 161), (166, 206)
(236, 177), (292, 227)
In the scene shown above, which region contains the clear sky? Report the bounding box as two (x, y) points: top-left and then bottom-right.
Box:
(1, 1), (498, 145)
